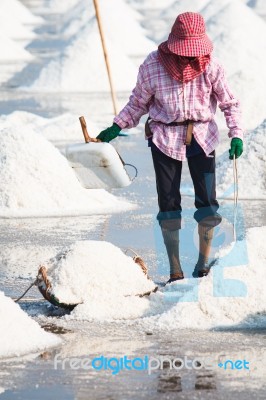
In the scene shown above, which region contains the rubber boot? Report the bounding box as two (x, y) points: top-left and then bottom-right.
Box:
(192, 224), (214, 278)
(161, 228), (184, 283)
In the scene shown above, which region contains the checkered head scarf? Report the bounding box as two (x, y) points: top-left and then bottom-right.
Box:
(158, 12), (213, 83)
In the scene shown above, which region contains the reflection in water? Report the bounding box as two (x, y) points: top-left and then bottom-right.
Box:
(157, 372), (182, 393)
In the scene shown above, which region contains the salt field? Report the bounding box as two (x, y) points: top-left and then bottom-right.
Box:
(0, 0), (265, 399)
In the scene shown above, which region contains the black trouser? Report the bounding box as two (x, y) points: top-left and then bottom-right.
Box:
(151, 146), (222, 229)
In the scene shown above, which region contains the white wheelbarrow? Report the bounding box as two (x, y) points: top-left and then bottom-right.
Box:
(66, 117), (134, 189)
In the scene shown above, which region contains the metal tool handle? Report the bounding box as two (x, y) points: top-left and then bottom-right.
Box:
(233, 155), (238, 242)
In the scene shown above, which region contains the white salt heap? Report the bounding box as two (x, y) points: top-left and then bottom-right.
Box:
(26, 0), (155, 92)
(0, 15), (36, 43)
(43, 226), (266, 329)
(246, 0), (266, 16)
(0, 0), (41, 81)
(0, 111), (98, 143)
(0, 291), (61, 358)
(50, 0), (95, 38)
(45, 241), (157, 320)
(202, 0), (266, 129)
(0, 34), (33, 62)
(8, 0), (265, 128)
(127, 0), (174, 10)
(0, 121), (132, 217)
(162, 0), (210, 19)
(217, 119), (266, 199)
(44, 0), (82, 13)
(98, 0), (155, 57)
(0, 0), (43, 26)
(27, 24), (139, 92)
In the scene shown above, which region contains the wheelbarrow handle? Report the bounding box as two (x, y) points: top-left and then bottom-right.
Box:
(79, 116), (100, 143)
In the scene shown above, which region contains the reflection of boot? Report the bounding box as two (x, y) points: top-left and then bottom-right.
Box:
(161, 228), (184, 282)
(192, 224), (214, 278)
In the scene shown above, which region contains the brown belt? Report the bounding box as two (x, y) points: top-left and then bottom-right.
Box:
(145, 118), (194, 146)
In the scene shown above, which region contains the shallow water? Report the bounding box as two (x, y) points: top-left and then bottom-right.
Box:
(0, 1), (266, 398)
(0, 129), (266, 399)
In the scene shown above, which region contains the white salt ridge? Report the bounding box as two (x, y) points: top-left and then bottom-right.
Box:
(201, 0), (231, 20)
(0, 34), (33, 62)
(44, 0), (81, 13)
(24, 0), (156, 92)
(247, 0), (266, 15)
(0, 111), (99, 143)
(0, 291), (61, 358)
(202, 0), (266, 129)
(39, 1), (94, 39)
(0, 15), (36, 43)
(100, 0), (155, 57)
(0, 0), (39, 63)
(41, 0), (143, 41)
(0, 0), (43, 25)
(56, 0), (95, 38)
(127, 0), (174, 10)
(162, 0), (210, 19)
(194, 0), (265, 18)
(26, 22), (139, 92)
(45, 241), (156, 320)
(0, 122), (133, 217)
(217, 119), (266, 199)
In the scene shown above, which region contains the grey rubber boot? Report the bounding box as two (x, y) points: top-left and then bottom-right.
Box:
(192, 224), (214, 278)
(161, 228), (184, 281)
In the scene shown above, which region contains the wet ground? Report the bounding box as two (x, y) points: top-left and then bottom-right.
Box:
(0, 127), (266, 399)
(0, 1), (266, 399)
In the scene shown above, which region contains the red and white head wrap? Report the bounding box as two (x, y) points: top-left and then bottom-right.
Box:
(158, 12), (213, 83)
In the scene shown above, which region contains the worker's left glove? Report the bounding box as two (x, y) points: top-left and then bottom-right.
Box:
(229, 138), (243, 160)
(96, 123), (121, 143)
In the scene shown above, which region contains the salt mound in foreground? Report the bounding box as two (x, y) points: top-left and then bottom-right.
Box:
(0, 124), (132, 217)
(44, 227), (266, 330)
(44, 241), (157, 320)
(0, 291), (61, 358)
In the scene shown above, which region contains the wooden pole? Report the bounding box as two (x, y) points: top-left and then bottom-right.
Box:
(93, 0), (118, 116)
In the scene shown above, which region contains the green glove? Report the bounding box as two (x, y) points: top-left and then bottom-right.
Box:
(96, 123), (121, 143)
(229, 138), (243, 160)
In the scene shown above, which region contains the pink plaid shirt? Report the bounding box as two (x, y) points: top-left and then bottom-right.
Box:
(114, 51), (243, 161)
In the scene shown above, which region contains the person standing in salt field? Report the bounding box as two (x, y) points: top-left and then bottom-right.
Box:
(97, 12), (243, 283)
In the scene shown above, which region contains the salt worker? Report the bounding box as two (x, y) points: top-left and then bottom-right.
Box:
(97, 12), (243, 283)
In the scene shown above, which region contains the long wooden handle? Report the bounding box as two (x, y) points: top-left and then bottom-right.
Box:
(79, 116), (100, 143)
(93, 0), (118, 115)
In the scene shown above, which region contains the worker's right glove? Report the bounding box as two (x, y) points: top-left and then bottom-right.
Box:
(229, 138), (243, 160)
(96, 123), (121, 143)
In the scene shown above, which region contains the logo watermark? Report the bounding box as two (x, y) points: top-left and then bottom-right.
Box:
(54, 354), (250, 375)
